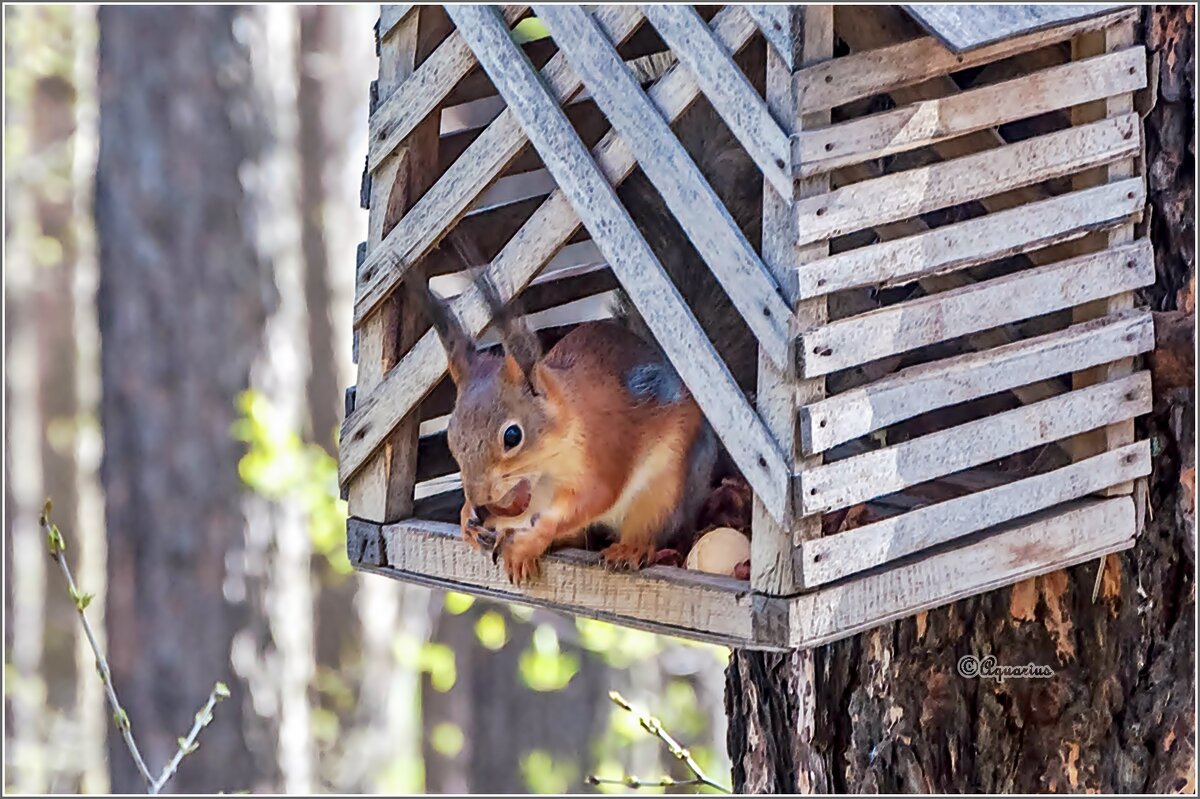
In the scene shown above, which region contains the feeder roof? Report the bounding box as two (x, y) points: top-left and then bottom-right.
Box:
(903, 5), (1132, 52)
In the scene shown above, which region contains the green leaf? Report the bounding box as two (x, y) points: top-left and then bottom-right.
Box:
(473, 610), (507, 651)
(214, 681), (231, 700)
(74, 591), (94, 612)
(113, 708), (130, 731)
(430, 722), (464, 758)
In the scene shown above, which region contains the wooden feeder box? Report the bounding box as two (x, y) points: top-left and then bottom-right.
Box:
(340, 4), (1156, 650)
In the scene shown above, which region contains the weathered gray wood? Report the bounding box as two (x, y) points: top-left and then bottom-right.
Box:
(753, 5), (832, 597)
(800, 309), (1155, 455)
(534, 4), (794, 369)
(642, 4), (793, 198)
(794, 114), (1142, 247)
(794, 7), (1137, 113)
(352, 6), (645, 326)
(439, 50), (678, 139)
(378, 5), (416, 41)
(800, 371), (1151, 515)
(447, 3), (791, 522)
(370, 6), (526, 172)
(745, 5), (793, 70)
(789, 497), (1135, 647)
(1068, 21), (1140, 493)
(350, 9), (438, 523)
(903, 4), (1126, 53)
(339, 7), (760, 487)
(799, 441), (1150, 587)
(794, 46), (1146, 177)
(796, 177), (1145, 299)
(798, 239), (1155, 379)
(367, 519), (777, 648)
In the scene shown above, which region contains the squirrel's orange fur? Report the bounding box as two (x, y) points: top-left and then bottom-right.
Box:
(420, 281), (715, 585)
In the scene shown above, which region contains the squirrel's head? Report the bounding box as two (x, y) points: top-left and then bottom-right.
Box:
(414, 275), (563, 514)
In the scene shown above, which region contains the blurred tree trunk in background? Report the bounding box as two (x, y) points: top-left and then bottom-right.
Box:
(297, 5), (342, 455)
(726, 7), (1195, 793)
(95, 6), (274, 792)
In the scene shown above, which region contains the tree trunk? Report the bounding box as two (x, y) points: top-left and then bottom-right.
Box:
(726, 8), (1195, 793)
(96, 6), (274, 792)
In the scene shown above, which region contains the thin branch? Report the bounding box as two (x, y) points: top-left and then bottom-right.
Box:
(42, 500), (157, 790)
(150, 682), (229, 794)
(41, 499), (229, 794)
(586, 691), (730, 793)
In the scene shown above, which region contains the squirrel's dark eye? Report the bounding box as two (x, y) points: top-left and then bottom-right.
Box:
(503, 424), (523, 450)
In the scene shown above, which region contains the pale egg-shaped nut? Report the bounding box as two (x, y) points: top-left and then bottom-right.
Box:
(685, 527), (751, 576)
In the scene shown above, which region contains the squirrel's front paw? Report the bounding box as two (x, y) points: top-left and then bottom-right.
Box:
(460, 505), (495, 552)
(494, 533), (545, 585)
(600, 542), (654, 571)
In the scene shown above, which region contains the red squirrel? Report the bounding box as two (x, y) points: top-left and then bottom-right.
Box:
(415, 278), (716, 585)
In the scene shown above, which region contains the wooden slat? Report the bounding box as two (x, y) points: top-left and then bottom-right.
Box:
(439, 50), (678, 138)
(744, 5), (793, 70)
(753, 6), (832, 597)
(904, 5), (1124, 53)
(642, 4), (793, 198)
(447, 3), (791, 522)
(795, 113), (1141, 247)
(794, 46), (1146, 177)
(799, 441), (1150, 587)
(798, 238), (1155, 379)
(795, 8), (1137, 114)
(796, 177), (1144, 299)
(800, 371), (1151, 515)
(378, 5), (416, 40)
(800, 309), (1155, 455)
(534, 4), (794, 368)
(339, 7), (760, 487)
(350, 10), (440, 523)
(352, 6), (645, 327)
(1069, 21), (1141, 492)
(789, 497), (1135, 647)
(370, 6), (527, 173)
(350, 519), (778, 649)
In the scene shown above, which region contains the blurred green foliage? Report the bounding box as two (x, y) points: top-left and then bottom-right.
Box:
(232, 390), (350, 575)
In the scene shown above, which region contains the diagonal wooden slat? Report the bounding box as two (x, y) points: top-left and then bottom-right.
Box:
(444, 3), (791, 522)
(796, 113), (1142, 247)
(797, 239), (1155, 379)
(793, 7), (1136, 114)
(352, 6), (646, 327)
(533, 4), (794, 369)
(339, 7), (760, 487)
(370, 5), (527, 173)
(795, 177), (1145, 298)
(744, 5), (793, 70)
(795, 46), (1147, 177)
(800, 309), (1155, 456)
(641, 4), (793, 199)
(798, 441), (1150, 587)
(800, 371), (1152, 515)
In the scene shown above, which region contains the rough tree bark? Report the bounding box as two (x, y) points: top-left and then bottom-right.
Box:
(726, 7), (1195, 793)
(96, 6), (274, 792)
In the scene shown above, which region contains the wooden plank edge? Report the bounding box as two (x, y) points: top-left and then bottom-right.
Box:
(347, 517), (790, 649)
(796, 439), (1151, 587)
(788, 496), (1136, 648)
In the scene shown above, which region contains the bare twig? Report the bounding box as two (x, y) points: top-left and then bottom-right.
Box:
(586, 690), (730, 793)
(41, 499), (229, 794)
(150, 682), (229, 794)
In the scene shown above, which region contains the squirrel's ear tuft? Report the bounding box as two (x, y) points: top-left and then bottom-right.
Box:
(407, 277), (475, 386)
(475, 272), (542, 386)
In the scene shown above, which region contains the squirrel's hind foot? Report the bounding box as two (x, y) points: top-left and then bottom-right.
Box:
(600, 542), (654, 572)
